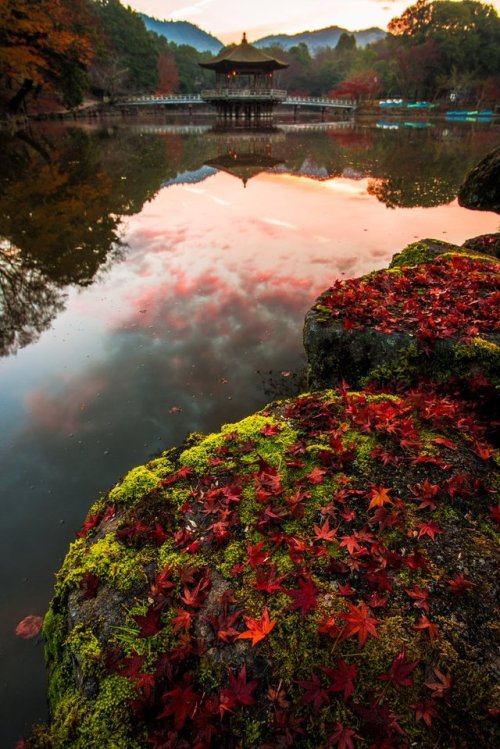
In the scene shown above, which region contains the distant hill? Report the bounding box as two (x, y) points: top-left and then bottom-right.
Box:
(139, 16), (386, 54)
(140, 16), (223, 53)
(254, 26), (386, 52)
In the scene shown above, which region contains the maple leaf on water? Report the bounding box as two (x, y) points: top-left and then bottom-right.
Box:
(158, 682), (199, 729)
(237, 606), (276, 646)
(322, 657), (357, 700)
(339, 602), (379, 648)
(134, 606), (162, 638)
(368, 485), (393, 510)
(378, 650), (419, 689)
(327, 722), (359, 749)
(413, 615), (439, 641)
(297, 672), (330, 712)
(220, 664), (258, 713)
(286, 576), (318, 617)
(416, 521), (443, 541)
(412, 699), (440, 727)
(425, 667), (452, 699)
(15, 615), (43, 640)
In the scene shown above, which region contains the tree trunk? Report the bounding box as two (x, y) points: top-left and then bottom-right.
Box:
(8, 79), (34, 113)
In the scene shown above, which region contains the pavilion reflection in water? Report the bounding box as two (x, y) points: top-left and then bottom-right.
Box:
(204, 132), (285, 186)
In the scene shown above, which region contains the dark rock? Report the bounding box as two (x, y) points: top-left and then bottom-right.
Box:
(462, 232), (500, 259)
(304, 242), (499, 393)
(458, 146), (500, 213)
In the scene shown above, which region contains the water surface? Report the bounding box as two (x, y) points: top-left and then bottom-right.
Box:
(0, 117), (498, 743)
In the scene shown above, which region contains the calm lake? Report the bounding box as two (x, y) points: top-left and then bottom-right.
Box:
(0, 114), (499, 743)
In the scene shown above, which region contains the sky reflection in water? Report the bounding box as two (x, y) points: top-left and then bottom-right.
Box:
(0, 121), (498, 742)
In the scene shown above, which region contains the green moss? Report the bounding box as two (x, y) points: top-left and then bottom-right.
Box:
(180, 414), (298, 474)
(107, 465), (163, 508)
(43, 605), (73, 712)
(388, 241), (495, 269)
(55, 534), (151, 596)
(50, 676), (143, 747)
(66, 625), (104, 677)
(218, 540), (246, 577)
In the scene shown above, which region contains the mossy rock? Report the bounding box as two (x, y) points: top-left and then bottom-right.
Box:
(458, 146), (500, 213)
(462, 233), (500, 259)
(30, 392), (499, 748)
(303, 244), (500, 417)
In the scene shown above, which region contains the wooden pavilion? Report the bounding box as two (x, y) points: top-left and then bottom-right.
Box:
(199, 33), (288, 122)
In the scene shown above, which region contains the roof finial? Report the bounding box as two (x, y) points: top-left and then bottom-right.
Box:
(242, 32), (247, 44)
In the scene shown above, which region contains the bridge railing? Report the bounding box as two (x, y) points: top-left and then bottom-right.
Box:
(284, 96), (356, 107)
(122, 94), (203, 103)
(201, 88), (288, 100)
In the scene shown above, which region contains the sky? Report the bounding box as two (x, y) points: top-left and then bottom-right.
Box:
(124, 0), (500, 43)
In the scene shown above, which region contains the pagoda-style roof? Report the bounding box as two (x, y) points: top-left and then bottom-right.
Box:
(204, 152), (283, 185)
(199, 33), (288, 72)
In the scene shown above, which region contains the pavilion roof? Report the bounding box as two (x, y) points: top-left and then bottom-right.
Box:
(199, 34), (288, 71)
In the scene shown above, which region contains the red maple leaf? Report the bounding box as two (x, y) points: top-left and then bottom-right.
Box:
(76, 512), (100, 538)
(171, 608), (192, 634)
(134, 606), (162, 638)
(425, 667), (452, 699)
(307, 466), (328, 484)
(410, 479), (440, 511)
(221, 664), (258, 708)
(286, 576), (318, 617)
(339, 602), (379, 647)
(313, 518), (338, 542)
(237, 606), (276, 646)
(80, 571), (99, 599)
(405, 586), (429, 612)
(261, 422), (282, 436)
(134, 672), (155, 698)
(488, 505), (500, 525)
(446, 574), (477, 595)
(416, 521), (443, 541)
(368, 485), (393, 510)
(246, 540), (270, 568)
(414, 615), (439, 641)
(158, 682), (199, 729)
(297, 672), (330, 712)
(180, 576), (210, 608)
(412, 699), (440, 727)
(378, 650), (419, 689)
(327, 722), (359, 749)
(15, 615), (43, 640)
(322, 657), (357, 700)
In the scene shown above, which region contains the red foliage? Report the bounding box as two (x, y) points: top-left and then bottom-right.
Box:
(316, 255), (499, 345)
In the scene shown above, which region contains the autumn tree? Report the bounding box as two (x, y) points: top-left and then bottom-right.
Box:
(0, 0), (95, 111)
(388, 0), (500, 78)
(90, 0), (160, 97)
(157, 50), (179, 94)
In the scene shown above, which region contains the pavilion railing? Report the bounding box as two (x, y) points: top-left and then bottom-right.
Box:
(201, 89), (288, 100)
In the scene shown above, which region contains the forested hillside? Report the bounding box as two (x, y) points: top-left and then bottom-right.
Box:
(1, 0), (499, 113)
